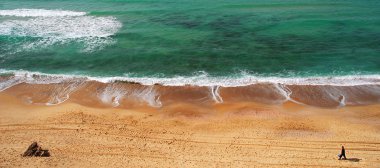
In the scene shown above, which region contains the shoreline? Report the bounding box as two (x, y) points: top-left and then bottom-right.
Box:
(1, 92), (380, 167)
(2, 69), (380, 87)
(1, 78), (380, 108)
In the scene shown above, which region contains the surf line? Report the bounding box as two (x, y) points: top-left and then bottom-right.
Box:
(210, 86), (223, 103)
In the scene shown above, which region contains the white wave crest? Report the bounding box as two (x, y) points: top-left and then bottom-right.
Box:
(0, 70), (86, 92)
(1, 69), (380, 87)
(90, 74), (380, 87)
(0, 9), (122, 52)
(0, 9), (86, 17)
(0, 16), (120, 38)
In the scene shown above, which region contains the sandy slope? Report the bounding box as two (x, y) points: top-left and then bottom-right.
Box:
(0, 93), (379, 168)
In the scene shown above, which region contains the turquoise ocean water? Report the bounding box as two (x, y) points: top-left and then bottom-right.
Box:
(1, 0), (380, 85)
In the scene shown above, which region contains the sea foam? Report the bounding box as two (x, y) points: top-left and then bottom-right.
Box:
(0, 9), (86, 17)
(1, 69), (380, 87)
(0, 9), (122, 52)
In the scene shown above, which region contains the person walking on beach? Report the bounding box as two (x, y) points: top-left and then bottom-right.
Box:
(338, 146), (347, 160)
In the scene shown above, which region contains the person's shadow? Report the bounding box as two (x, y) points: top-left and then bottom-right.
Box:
(346, 158), (361, 162)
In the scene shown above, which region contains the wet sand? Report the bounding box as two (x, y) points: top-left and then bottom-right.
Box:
(0, 92), (380, 167)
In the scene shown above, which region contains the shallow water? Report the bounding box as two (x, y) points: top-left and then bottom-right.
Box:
(1, 0), (380, 79)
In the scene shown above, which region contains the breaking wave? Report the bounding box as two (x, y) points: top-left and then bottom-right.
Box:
(0, 9), (86, 17)
(1, 69), (380, 87)
(0, 9), (122, 52)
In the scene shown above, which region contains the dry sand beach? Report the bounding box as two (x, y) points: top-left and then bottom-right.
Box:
(1, 91), (380, 167)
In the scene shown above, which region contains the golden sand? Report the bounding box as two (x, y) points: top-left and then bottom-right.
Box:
(0, 92), (379, 167)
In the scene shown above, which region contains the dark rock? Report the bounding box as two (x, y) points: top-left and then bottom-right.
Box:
(22, 142), (50, 157)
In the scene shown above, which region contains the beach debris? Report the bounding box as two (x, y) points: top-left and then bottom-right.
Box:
(22, 142), (50, 157)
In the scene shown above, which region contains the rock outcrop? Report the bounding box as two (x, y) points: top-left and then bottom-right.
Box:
(22, 142), (50, 157)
